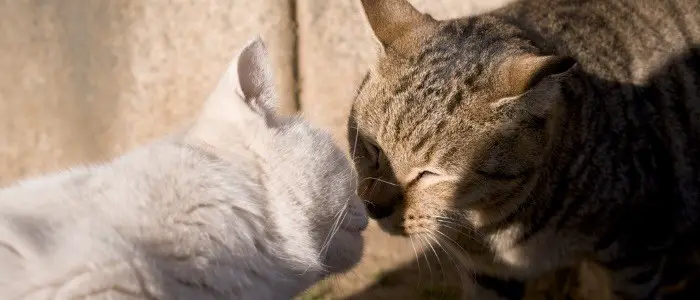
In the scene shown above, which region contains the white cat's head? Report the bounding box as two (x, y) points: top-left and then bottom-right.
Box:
(185, 37), (368, 277)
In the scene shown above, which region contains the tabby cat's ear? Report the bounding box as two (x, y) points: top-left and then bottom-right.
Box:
(360, 0), (438, 55)
(494, 55), (577, 118)
(198, 36), (277, 125)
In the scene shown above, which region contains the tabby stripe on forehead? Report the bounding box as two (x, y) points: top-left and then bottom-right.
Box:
(439, 145), (460, 163)
(446, 90), (463, 114)
(459, 18), (476, 41)
(402, 104), (443, 144)
(666, 0), (694, 44)
(410, 120), (448, 155)
(411, 133), (431, 154)
(391, 104), (411, 144)
(392, 78), (412, 95)
(613, 0), (664, 42)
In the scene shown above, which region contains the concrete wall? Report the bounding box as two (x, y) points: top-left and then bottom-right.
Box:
(0, 0), (296, 183)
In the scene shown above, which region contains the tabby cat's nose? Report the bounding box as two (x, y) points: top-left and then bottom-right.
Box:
(366, 203), (394, 219)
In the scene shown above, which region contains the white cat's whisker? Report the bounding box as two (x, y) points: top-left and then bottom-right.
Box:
(319, 200), (350, 259)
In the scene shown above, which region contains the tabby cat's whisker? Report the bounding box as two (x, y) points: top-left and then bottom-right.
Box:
(433, 220), (488, 249)
(351, 125), (360, 161)
(427, 232), (467, 286)
(432, 232), (476, 282)
(418, 235), (435, 288)
(408, 236), (422, 288)
(422, 233), (447, 297)
(433, 231), (477, 277)
(434, 216), (488, 241)
(359, 177), (399, 186)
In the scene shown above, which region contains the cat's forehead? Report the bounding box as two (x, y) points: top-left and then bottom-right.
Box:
(353, 16), (540, 132)
(352, 62), (500, 143)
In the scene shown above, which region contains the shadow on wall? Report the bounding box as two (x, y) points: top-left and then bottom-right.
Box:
(344, 45), (700, 300)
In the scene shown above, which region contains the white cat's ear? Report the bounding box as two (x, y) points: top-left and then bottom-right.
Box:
(236, 37), (277, 114)
(199, 36), (277, 127)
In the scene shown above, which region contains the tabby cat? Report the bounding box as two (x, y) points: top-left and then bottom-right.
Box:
(0, 37), (368, 299)
(349, 0), (700, 299)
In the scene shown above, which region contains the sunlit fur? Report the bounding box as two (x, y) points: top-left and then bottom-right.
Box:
(0, 37), (368, 300)
(351, 0), (700, 299)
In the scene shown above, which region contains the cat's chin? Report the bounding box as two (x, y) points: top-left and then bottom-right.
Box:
(373, 214), (406, 236)
(323, 229), (365, 274)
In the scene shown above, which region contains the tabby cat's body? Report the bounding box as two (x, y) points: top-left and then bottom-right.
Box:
(350, 0), (700, 299)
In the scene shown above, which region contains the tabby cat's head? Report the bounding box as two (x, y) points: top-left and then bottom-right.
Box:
(349, 0), (577, 235)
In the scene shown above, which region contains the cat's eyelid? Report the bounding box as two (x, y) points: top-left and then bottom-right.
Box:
(408, 168), (446, 186)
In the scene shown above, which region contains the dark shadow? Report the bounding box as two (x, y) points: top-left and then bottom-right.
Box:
(345, 44), (700, 300)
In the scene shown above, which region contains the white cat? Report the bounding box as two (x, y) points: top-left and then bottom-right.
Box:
(0, 37), (368, 300)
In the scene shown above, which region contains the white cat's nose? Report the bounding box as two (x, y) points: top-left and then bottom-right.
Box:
(343, 196), (369, 232)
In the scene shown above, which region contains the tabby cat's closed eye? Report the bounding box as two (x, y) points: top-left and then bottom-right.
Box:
(363, 140), (381, 167)
(411, 170), (440, 186)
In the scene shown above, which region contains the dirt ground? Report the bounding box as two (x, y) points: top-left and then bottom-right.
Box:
(296, 219), (700, 300)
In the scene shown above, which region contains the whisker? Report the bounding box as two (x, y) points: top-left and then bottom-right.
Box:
(409, 236), (422, 289)
(434, 215), (488, 240)
(359, 177), (399, 187)
(432, 232), (477, 283)
(351, 123), (360, 161)
(418, 235), (434, 289)
(422, 233), (447, 299)
(432, 231), (477, 281)
(433, 219), (489, 249)
(432, 229), (474, 262)
(427, 232), (467, 288)
(319, 201), (350, 259)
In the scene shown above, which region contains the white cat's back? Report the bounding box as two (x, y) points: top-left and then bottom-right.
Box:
(0, 142), (283, 299)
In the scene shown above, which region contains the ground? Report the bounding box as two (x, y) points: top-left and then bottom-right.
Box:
(297, 221), (700, 299)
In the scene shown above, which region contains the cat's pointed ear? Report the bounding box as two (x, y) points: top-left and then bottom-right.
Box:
(494, 55), (578, 118)
(199, 36), (277, 125)
(236, 36), (277, 114)
(360, 0), (438, 55)
(501, 55), (577, 96)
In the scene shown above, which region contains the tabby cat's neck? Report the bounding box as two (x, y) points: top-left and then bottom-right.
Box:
(535, 66), (685, 234)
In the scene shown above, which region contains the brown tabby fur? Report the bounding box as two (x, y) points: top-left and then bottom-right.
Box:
(349, 0), (700, 299)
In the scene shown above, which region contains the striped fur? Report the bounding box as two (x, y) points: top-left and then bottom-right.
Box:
(349, 0), (700, 299)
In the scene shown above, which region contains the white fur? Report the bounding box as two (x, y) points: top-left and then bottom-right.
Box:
(0, 37), (368, 300)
